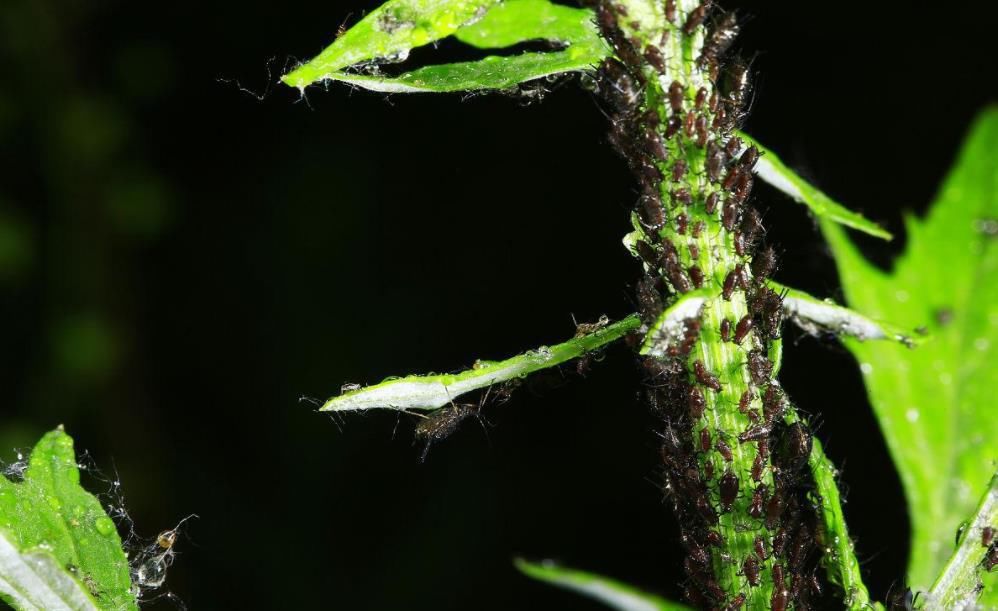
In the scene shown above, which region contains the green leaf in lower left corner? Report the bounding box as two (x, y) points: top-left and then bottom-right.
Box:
(0, 427), (136, 611)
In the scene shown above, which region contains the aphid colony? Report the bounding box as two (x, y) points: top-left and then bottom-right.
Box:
(594, 1), (822, 608)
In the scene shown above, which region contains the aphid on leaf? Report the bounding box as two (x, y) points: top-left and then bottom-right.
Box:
(739, 423), (772, 443)
(645, 129), (669, 161)
(716, 437), (733, 462)
(705, 192), (720, 214)
(636, 276), (663, 319)
(983, 526), (995, 547)
(669, 81), (686, 113)
(639, 193), (665, 230)
(644, 46), (667, 74)
(684, 111), (696, 137)
(722, 201), (741, 232)
(695, 87), (708, 109)
(700, 428), (712, 452)
(742, 554), (760, 586)
(754, 535), (767, 559)
(673, 159), (688, 182)
(688, 385), (707, 419)
(676, 213), (689, 234)
(700, 12), (739, 66)
(739, 146), (760, 170)
(665, 0), (677, 23)
(765, 493), (785, 529)
(748, 483), (766, 519)
(692, 221), (705, 239)
(635, 240), (659, 268)
(694, 360), (722, 392)
(747, 350), (773, 385)
(597, 59), (640, 113)
(751, 452), (765, 483)
(719, 470), (739, 512)
(665, 116), (683, 139)
(683, 3), (709, 35)
(725, 593), (746, 610)
(672, 187), (692, 205)
(752, 245), (777, 281)
(722, 269), (738, 300)
(763, 384), (785, 422)
(689, 264), (705, 288)
(720, 318), (732, 342)
(733, 314), (753, 344)
(725, 136), (743, 158)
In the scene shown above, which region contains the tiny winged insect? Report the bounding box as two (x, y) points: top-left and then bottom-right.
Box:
(130, 514), (198, 604)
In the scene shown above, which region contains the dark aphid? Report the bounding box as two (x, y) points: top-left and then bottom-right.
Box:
(415, 403), (478, 461)
(788, 523), (813, 570)
(639, 193), (665, 230)
(739, 145), (760, 170)
(722, 269), (738, 300)
(689, 265), (705, 288)
(772, 526), (789, 558)
(771, 584), (789, 611)
(709, 89), (719, 113)
(711, 105), (727, 130)
(706, 530), (723, 547)
(742, 554), (760, 586)
(725, 593), (746, 611)
(695, 87), (708, 109)
(720, 318), (732, 342)
(692, 221), (705, 239)
(765, 493), (785, 529)
(754, 535), (767, 559)
(748, 483), (766, 518)
(809, 572), (824, 597)
(644, 46), (667, 74)
(596, 4), (618, 39)
(637, 161), (663, 185)
(597, 59), (640, 113)
(672, 188), (692, 205)
(664, 257), (693, 293)
(683, 3), (709, 35)
(781, 422), (813, 467)
(719, 471), (739, 512)
(636, 240), (659, 267)
(722, 201), (741, 232)
(725, 136), (743, 158)
(704, 460), (715, 480)
(721, 58), (751, 114)
(665, 115), (683, 139)
(734, 231), (748, 257)
(752, 453), (766, 483)
(695, 115), (709, 147)
(758, 438), (770, 459)
(747, 350), (773, 385)
(983, 526), (995, 547)
(696, 494), (719, 524)
(645, 129), (669, 161)
(669, 81), (686, 113)
(688, 385), (707, 419)
(738, 390), (753, 413)
(746, 408), (760, 422)
(700, 428), (712, 452)
(734, 314), (754, 344)
(672, 159), (688, 182)
(739, 208), (763, 254)
(716, 438), (733, 462)
(665, 0), (677, 23)
(643, 108), (661, 128)
(636, 276), (663, 319)
(676, 213), (689, 234)
(694, 360), (723, 392)
(684, 111), (697, 137)
(705, 192), (720, 214)
(739, 423), (772, 443)
(763, 384), (785, 421)
(986, 546), (998, 571)
(729, 171), (754, 208)
(700, 11), (739, 66)
(755, 286), (784, 339)
(707, 145), (727, 183)
(752, 245), (777, 281)
(723, 165), (742, 192)
(682, 532), (710, 567)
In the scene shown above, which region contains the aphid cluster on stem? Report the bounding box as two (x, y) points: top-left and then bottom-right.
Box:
(594, 0), (824, 607)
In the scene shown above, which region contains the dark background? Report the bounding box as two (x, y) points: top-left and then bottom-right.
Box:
(1, 0), (995, 608)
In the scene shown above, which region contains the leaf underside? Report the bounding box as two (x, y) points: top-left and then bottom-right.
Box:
(821, 107), (998, 598)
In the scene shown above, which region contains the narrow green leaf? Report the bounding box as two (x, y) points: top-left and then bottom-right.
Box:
(0, 428), (136, 611)
(775, 283), (920, 347)
(514, 558), (690, 611)
(321, 314), (640, 411)
(820, 107), (998, 591)
(923, 472), (998, 610)
(806, 437), (878, 610)
(740, 134), (893, 240)
(282, 0), (501, 89)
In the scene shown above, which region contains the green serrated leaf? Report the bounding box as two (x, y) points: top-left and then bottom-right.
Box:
(741, 134), (893, 241)
(820, 106), (998, 594)
(282, 0), (609, 94)
(0, 428), (136, 611)
(514, 558), (689, 611)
